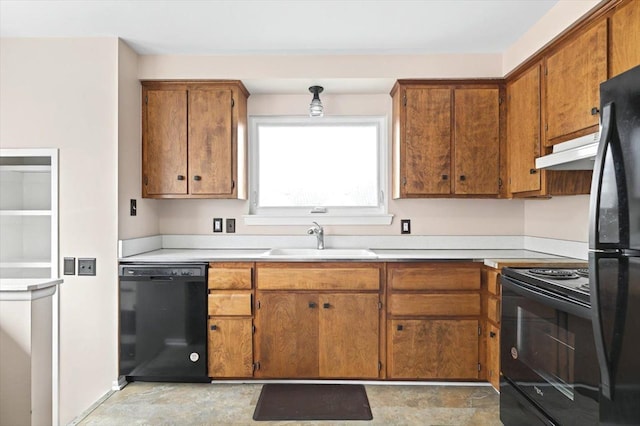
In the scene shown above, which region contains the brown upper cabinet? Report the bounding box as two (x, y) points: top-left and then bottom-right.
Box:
(142, 81), (249, 199)
(544, 20), (607, 146)
(609, 0), (640, 78)
(391, 81), (503, 198)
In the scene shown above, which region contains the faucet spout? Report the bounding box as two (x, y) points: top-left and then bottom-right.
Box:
(307, 221), (325, 250)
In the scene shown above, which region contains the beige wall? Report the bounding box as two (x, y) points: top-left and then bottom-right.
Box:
(524, 195), (590, 241)
(118, 40), (159, 239)
(503, 0), (602, 74)
(0, 38), (119, 424)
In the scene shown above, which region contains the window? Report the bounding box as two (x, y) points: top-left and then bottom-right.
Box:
(246, 116), (391, 225)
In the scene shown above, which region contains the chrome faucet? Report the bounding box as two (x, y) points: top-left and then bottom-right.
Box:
(307, 221), (324, 250)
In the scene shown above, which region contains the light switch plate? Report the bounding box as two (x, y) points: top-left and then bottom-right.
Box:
(63, 257), (75, 275)
(213, 218), (223, 233)
(401, 219), (411, 234)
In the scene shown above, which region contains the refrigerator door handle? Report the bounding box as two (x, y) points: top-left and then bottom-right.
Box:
(588, 102), (613, 248)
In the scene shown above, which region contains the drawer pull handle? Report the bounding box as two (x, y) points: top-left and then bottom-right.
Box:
(210, 324), (217, 331)
(397, 325), (404, 331)
(323, 303), (331, 309)
(177, 175), (185, 181)
(459, 175), (466, 181)
(489, 331), (496, 338)
(308, 302), (317, 308)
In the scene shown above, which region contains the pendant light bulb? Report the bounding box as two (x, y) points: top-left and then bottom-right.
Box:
(309, 86), (324, 117)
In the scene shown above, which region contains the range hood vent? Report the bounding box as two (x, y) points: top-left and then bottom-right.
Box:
(535, 131), (600, 170)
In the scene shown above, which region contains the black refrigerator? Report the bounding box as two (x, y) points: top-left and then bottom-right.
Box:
(588, 64), (640, 425)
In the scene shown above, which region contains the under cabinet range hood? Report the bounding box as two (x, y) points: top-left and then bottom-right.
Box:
(535, 131), (600, 170)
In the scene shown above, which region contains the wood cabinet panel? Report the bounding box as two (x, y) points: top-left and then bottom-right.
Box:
(188, 89), (233, 195)
(208, 292), (252, 316)
(254, 292), (319, 378)
(208, 318), (253, 377)
(208, 265), (252, 289)
(454, 88), (500, 195)
(507, 64), (542, 194)
(388, 319), (479, 379)
(319, 294), (380, 378)
(143, 89), (188, 196)
(403, 88), (452, 195)
(257, 265), (380, 291)
(487, 296), (500, 325)
(388, 264), (480, 291)
(486, 323), (500, 390)
(484, 269), (500, 296)
(389, 293), (481, 316)
(546, 20), (607, 143)
(610, 0), (640, 78)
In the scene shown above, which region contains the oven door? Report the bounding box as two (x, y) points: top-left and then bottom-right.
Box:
(501, 276), (599, 426)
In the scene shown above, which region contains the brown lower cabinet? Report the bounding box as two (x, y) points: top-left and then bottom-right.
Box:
(253, 291), (380, 378)
(388, 319), (480, 379)
(208, 318), (253, 377)
(486, 323), (500, 389)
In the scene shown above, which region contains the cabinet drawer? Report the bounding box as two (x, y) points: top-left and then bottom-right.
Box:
(208, 292), (252, 316)
(485, 269), (500, 295)
(487, 295), (501, 324)
(257, 265), (380, 291)
(208, 265), (253, 289)
(389, 293), (481, 316)
(388, 265), (480, 291)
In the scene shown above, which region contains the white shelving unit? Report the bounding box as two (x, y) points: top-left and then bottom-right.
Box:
(0, 149), (58, 279)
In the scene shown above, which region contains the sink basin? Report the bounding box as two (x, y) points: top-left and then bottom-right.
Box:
(262, 248), (377, 259)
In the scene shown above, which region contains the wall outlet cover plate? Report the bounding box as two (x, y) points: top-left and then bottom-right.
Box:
(78, 258), (96, 276)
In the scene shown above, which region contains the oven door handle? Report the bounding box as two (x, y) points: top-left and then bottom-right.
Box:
(501, 276), (591, 319)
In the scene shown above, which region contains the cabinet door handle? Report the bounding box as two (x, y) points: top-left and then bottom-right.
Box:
(530, 168), (537, 174)
(490, 331), (496, 338)
(591, 107), (599, 115)
(397, 325), (404, 331)
(323, 303), (331, 309)
(442, 174), (448, 180)
(459, 175), (466, 181)
(193, 175), (202, 181)
(177, 175), (185, 181)
(210, 324), (217, 331)
(308, 302), (317, 308)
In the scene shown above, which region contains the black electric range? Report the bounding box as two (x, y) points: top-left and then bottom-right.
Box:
(501, 267), (590, 305)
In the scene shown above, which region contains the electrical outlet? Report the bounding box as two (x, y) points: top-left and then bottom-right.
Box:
(78, 258), (96, 276)
(401, 219), (411, 234)
(130, 199), (137, 216)
(213, 218), (223, 233)
(226, 218), (236, 233)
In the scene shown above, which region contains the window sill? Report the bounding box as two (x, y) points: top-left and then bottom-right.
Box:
(243, 214), (394, 226)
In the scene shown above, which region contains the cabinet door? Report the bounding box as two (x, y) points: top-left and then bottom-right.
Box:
(388, 319), (479, 379)
(143, 89), (188, 195)
(507, 65), (542, 194)
(188, 89), (234, 195)
(319, 293), (379, 378)
(208, 318), (253, 377)
(610, 0), (640, 78)
(254, 292), (319, 377)
(546, 20), (607, 143)
(454, 88), (500, 195)
(486, 323), (500, 390)
(403, 88), (452, 195)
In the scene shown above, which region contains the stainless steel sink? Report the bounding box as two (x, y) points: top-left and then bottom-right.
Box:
(262, 248), (377, 259)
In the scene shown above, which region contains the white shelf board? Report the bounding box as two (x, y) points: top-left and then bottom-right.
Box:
(0, 261), (52, 268)
(0, 165), (51, 173)
(0, 210), (52, 216)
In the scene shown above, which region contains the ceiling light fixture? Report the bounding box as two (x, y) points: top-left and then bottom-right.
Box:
(309, 86), (324, 117)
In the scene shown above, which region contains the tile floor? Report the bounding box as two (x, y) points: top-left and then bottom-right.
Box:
(78, 382), (502, 425)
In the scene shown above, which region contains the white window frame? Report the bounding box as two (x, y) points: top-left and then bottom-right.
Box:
(244, 115), (392, 225)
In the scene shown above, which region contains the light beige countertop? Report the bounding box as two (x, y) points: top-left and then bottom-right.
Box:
(119, 248), (583, 264)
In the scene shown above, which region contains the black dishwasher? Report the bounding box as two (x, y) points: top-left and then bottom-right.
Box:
(119, 264), (209, 382)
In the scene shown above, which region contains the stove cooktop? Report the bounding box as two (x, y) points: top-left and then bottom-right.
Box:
(502, 267), (591, 304)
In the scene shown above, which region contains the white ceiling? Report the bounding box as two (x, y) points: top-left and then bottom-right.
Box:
(1, 0), (558, 55)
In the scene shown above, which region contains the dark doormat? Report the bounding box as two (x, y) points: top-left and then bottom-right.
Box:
(252, 384), (373, 421)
